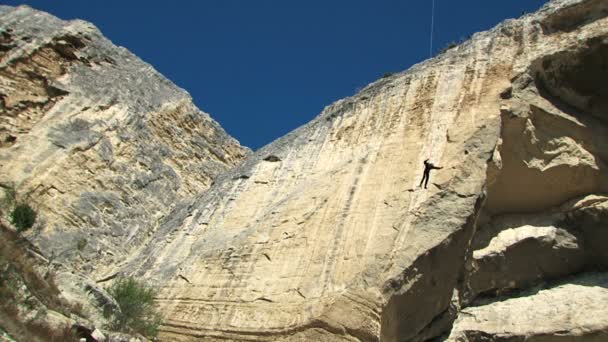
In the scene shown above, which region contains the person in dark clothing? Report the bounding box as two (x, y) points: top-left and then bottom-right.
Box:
(419, 159), (442, 189)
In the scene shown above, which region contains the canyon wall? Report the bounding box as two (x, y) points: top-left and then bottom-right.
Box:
(1, 0), (607, 341)
(122, 0), (607, 340)
(0, 5), (249, 280)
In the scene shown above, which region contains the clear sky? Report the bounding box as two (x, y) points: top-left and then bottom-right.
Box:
(4, 0), (547, 150)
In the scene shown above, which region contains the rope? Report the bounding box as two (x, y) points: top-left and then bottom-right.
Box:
(429, 0), (435, 58)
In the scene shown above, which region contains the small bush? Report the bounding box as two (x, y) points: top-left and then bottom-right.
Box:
(10, 203), (36, 232)
(107, 277), (162, 337)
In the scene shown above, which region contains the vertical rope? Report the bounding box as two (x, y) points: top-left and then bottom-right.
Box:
(429, 0), (435, 58)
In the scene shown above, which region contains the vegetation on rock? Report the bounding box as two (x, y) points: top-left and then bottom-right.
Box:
(1, 187), (37, 233)
(0, 224), (81, 341)
(107, 276), (162, 337)
(10, 203), (37, 232)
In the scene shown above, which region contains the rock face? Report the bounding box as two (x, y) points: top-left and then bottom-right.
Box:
(448, 272), (608, 342)
(111, 0), (607, 341)
(0, 5), (249, 277)
(2, 0), (608, 341)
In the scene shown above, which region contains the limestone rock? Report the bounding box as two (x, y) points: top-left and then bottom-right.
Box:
(563, 195), (608, 267)
(91, 328), (106, 342)
(113, 0), (608, 341)
(2, 0), (608, 341)
(0, 5), (249, 277)
(447, 272), (608, 341)
(466, 195), (608, 300)
(469, 224), (585, 297)
(54, 271), (119, 325)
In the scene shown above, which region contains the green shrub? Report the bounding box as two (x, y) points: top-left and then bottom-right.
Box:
(107, 277), (162, 337)
(10, 203), (36, 232)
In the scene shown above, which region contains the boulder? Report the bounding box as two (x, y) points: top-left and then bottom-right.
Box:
(448, 272), (608, 341)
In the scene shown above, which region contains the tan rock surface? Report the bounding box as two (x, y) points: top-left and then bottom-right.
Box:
(0, 5), (249, 277)
(2, 0), (608, 341)
(448, 272), (608, 341)
(115, 0), (607, 340)
(466, 209), (587, 301)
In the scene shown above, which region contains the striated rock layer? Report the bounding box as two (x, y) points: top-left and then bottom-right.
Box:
(116, 0), (607, 341)
(0, 5), (249, 278)
(2, 0), (608, 341)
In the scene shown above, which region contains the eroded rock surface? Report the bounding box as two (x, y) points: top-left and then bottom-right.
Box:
(0, 5), (249, 277)
(448, 273), (608, 342)
(111, 0), (607, 341)
(2, 0), (608, 341)
(465, 199), (602, 302)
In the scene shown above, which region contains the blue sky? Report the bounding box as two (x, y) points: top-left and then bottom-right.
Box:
(5, 1), (547, 150)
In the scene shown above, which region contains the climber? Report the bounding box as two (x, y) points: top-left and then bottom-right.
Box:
(419, 159), (442, 189)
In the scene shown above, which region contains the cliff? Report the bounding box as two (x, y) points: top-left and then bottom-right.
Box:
(122, 0), (608, 340)
(1, 0), (608, 341)
(0, 5), (249, 280)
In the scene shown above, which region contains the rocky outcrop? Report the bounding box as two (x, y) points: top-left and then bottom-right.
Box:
(448, 272), (608, 341)
(0, 222), (131, 342)
(0, 5), (249, 278)
(2, 0), (608, 341)
(464, 194), (607, 301)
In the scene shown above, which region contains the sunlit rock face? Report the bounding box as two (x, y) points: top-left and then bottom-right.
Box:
(2, 0), (608, 341)
(0, 5), (250, 278)
(120, 0), (608, 340)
